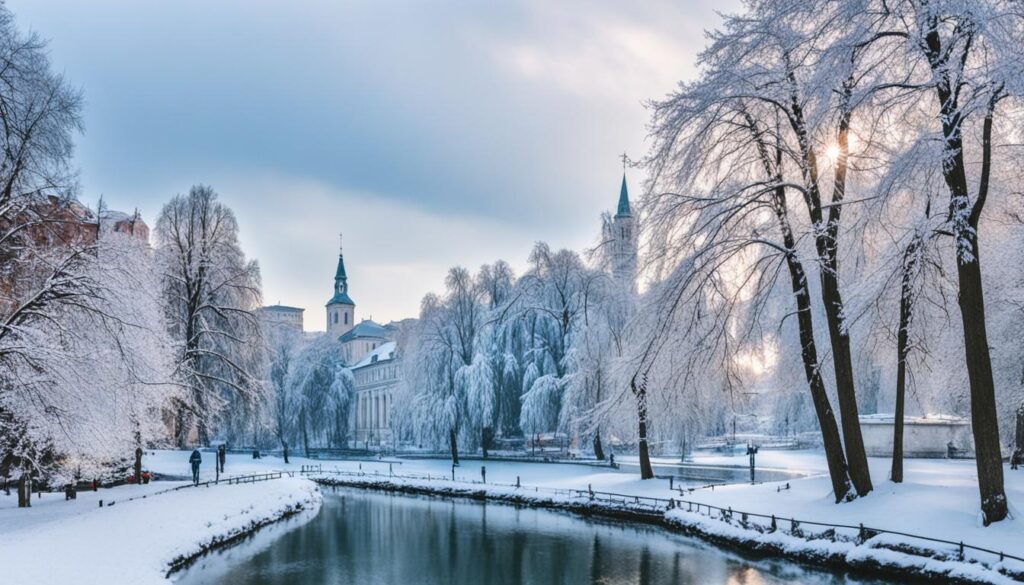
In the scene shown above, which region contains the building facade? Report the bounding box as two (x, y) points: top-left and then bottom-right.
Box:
(350, 341), (400, 445)
(259, 304), (304, 333)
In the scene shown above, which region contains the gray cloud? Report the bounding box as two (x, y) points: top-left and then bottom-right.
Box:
(10, 0), (736, 329)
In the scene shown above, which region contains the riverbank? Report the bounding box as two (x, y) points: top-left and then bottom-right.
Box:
(311, 472), (1023, 585)
(6, 449), (1016, 583)
(0, 476), (321, 585)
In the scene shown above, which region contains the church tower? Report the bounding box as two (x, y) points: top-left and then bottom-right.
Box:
(611, 174), (638, 290)
(326, 234), (356, 337)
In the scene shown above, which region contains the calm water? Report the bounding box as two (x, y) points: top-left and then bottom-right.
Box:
(174, 489), (890, 585)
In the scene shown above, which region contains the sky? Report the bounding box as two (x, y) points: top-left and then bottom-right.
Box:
(9, 0), (737, 330)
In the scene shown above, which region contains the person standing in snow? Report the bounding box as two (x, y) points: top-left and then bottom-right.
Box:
(189, 449), (202, 485)
(217, 445), (226, 474)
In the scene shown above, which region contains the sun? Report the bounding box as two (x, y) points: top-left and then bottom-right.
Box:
(825, 144), (841, 160)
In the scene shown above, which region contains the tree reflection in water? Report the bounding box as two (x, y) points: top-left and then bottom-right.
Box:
(174, 488), (891, 585)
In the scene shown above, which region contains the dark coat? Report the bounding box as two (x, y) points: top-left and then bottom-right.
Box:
(189, 450), (202, 466)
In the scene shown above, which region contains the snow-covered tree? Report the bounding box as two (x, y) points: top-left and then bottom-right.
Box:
(266, 324), (302, 460)
(0, 5), (177, 504)
(155, 185), (263, 447)
(286, 334), (351, 454)
(516, 244), (602, 442)
(398, 267), (489, 463)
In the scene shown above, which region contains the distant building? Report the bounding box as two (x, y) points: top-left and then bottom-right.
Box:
(860, 414), (974, 458)
(325, 238), (356, 340)
(350, 341), (400, 445)
(606, 174), (638, 290)
(320, 235), (406, 446)
(22, 196), (149, 247)
(259, 304), (305, 333)
(339, 318), (392, 365)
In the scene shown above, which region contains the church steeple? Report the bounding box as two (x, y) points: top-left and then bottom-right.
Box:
(610, 168), (638, 291)
(326, 233), (355, 336)
(615, 173), (632, 217)
(334, 233), (349, 282)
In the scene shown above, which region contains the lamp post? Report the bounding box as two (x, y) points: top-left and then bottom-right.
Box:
(746, 443), (759, 483)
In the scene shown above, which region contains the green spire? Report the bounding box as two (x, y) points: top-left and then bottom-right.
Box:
(327, 233), (355, 307)
(334, 253), (348, 281)
(615, 174), (631, 217)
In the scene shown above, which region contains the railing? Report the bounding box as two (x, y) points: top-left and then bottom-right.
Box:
(223, 472), (283, 486)
(303, 466), (1024, 568)
(95, 471), (285, 508)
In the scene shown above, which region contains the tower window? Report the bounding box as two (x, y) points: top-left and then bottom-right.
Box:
(333, 312), (338, 324)
(344, 312), (349, 325)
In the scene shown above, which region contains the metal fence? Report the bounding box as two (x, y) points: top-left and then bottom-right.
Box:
(96, 471), (285, 508)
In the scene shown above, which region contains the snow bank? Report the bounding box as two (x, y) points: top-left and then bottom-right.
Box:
(0, 477), (321, 585)
(312, 472), (1022, 585)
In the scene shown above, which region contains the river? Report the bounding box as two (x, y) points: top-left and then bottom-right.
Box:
(174, 487), (892, 584)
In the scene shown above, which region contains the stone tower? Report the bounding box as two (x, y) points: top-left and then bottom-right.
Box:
(326, 234), (356, 337)
(611, 174), (638, 290)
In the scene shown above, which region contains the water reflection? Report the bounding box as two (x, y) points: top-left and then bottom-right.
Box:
(175, 488), (888, 585)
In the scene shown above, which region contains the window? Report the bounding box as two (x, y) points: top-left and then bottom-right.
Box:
(344, 312), (349, 325)
(332, 312), (338, 324)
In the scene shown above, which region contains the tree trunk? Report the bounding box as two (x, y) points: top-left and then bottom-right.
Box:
(787, 256), (853, 502)
(922, 22), (1008, 525)
(632, 380), (654, 480)
(299, 407), (310, 457)
(481, 426), (491, 459)
(1016, 406), (1024, 451)
(771, 180), (852, 501)
(174, 405), (189, 448)
(134, 447), (143, 486)
(782, 77), (872, 497)
(194, 388), (209, 447)
(892, 240), (918, 483)
(819, 269), (872, 496)
(282, 441), (290, 464)
(593, 433), (605, 461)
(745, 114), (853, 502)
(449, 429), (459, 465)
(956, 240), (1007, 524)
(17, 473), (31, 508)
(891, 313), (908, 484)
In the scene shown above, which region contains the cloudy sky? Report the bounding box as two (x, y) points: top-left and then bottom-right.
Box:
(10, 0), (736, 330)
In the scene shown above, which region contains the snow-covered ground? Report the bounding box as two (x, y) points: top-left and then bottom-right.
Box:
(0, 475), (320, 585)
(2, 448), (1021, 584)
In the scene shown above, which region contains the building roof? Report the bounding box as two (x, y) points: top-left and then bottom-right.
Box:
(352, 341), (397, 369)
(262, 304), (304, 313)
(615, 174), (632, 218)
(339, 319), (389, 343)
(325, 292), (355, 306)
(334, 253), (348, 280)
(326, 253), (356, 306)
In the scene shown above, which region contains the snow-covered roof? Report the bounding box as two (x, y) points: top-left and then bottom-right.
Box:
(262, 304), (304, 313)
(339, 319), (389, 342)
(352, 341), (397, 369)
(859, 413), (969, 426)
